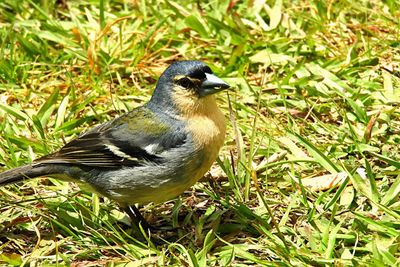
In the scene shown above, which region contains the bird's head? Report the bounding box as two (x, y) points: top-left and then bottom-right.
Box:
(148, 60), (230, 115)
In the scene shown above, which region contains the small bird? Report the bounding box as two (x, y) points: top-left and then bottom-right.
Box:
(0, 60), (229, 230)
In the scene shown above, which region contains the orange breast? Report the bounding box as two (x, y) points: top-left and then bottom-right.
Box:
(184, 96), (226, 184)
(172, 89), (226, 185)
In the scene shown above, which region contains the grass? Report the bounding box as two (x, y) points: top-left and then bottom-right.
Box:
(0, 0), (399, 265)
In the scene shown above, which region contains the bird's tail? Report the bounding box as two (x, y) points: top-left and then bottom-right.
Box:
(0, 163), (53, 186)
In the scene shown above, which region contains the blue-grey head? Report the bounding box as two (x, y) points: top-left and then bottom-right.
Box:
(148, 60), (230, 112)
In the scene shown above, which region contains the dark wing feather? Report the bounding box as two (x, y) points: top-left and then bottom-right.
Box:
(39, 132), (141, 168)
(37, 107), (187, 168)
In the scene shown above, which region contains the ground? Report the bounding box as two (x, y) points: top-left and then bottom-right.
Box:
(0, 0), (399, 266)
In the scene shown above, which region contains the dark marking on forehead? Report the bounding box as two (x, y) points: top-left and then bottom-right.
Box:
(189, 66), (213, 80)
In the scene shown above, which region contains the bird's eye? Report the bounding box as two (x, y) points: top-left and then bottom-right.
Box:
(177, 77), (194, 89)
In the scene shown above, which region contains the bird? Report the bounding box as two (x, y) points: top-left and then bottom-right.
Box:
(0, 60), (230, 230)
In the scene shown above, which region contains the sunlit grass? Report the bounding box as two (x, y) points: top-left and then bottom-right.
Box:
(0, 0), (399, 265)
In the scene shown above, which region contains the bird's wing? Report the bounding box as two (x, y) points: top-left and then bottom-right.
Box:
(38, 107), (187, 168)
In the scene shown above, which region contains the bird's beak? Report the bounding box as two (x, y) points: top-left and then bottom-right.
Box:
(199, 73), (230, 96)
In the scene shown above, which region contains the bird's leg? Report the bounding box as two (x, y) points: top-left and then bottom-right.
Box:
(123, 205), (178, 233)
(123, 205), (154, 232)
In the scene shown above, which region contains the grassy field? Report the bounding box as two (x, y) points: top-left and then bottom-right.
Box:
(0, 0), (399, 266)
